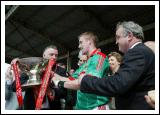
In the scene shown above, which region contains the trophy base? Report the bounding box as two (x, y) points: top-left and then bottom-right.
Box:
(21, 80), (41, 88)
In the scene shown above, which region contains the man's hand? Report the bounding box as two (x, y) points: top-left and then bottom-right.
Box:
(144, 90), (155, 108)
(54, 73), (62, 80)
(50, 73), (62, 88)
(53, 73), (70, 81)
(10, 58), (20, 81)
(11, 58), (20, 65)
(50, 75), (60, 88)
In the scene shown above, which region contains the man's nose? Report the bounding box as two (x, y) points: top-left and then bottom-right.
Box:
(116, 40), (118, 45)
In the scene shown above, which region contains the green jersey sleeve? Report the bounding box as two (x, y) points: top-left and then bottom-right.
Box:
(71, 64), (85, 79)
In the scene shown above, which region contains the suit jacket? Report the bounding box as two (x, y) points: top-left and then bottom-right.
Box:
(80, 43), (155, 110)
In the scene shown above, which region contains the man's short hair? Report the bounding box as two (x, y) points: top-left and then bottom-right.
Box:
(78, 32), (99, 46)
(43, 45), (57, 53)
(57, 63), (66, 68)
(116, 21), (144, 41)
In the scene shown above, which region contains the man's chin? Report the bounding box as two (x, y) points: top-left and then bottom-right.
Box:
(119, 48), (125, 54)
(82, 50), (87, 55)
(119, 48), (123, 53)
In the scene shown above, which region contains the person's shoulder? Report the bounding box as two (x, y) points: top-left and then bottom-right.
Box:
(133, 43), (148, 50)
(132, 43), (154, 55)
(94, 52), (107, 58)
(97, 52), (106, 58)
(91, 51), (107, 61)
(126, 43), (154, 60)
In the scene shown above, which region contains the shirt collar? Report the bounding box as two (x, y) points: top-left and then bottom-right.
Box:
(89, 49), (98, 57)
(129, 42), (142, 49)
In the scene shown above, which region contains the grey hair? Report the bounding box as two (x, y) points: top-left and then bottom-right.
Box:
(116, 21), (144, 40)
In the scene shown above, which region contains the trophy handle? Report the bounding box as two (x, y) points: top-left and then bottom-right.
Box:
(18, 62), (30, 72)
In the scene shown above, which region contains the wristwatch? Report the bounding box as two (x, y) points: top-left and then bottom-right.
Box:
(58, 81), (66, 89)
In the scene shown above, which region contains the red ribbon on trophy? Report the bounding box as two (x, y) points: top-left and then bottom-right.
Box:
(35, 58), (55, 110)
(12, 63), (23, 108)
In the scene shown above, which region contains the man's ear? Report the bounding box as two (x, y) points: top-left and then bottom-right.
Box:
(127, 32), (133, 41)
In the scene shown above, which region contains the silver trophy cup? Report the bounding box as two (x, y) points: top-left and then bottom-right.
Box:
(18, 57), (44, 88)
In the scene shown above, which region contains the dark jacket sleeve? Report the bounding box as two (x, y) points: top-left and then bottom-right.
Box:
(50, 66), (67, 99)
(12, 73), (29, 92)
(80, 49), (146, 97)
(5, 83), (12, 100)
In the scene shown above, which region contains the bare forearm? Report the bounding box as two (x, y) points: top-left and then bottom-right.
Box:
(52, 73), (80, 90)
(64, 79), (80, 90)
(55, 73), (70, 81)
(59, 76), (70, 81)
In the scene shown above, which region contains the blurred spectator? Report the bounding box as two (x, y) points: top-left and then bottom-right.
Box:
(144, 90), (155, 108)
(5, 65), (25, 110)
(108, 52), (123, 109)
(144, 41), (155, 53)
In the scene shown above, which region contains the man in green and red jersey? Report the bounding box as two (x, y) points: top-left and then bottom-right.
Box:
(51, 32), (110, 110)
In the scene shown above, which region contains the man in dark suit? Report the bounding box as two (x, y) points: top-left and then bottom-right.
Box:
(78, 21), (155, 110)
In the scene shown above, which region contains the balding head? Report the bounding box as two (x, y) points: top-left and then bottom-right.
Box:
(144, 41), (155, 53)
